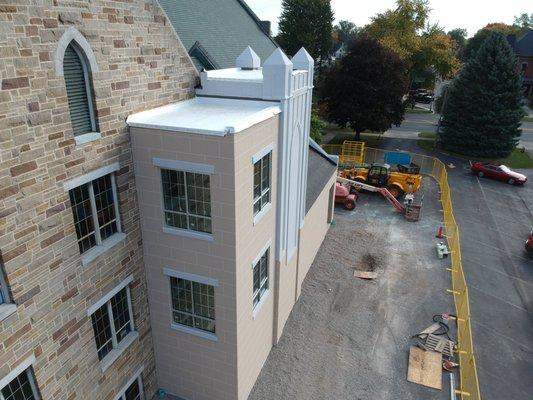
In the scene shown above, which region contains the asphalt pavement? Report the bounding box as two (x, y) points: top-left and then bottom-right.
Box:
(366, 137), (533, 400)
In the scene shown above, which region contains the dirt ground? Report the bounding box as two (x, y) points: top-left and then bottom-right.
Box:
(248, 177), (455, 400)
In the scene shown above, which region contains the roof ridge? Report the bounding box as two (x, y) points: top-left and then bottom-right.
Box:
(235, 0), (279, 48)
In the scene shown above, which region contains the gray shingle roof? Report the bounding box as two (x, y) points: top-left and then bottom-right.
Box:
(158, 0), (277, 70)
(509, 30), (533, 57)
(306, 144), (337, 214)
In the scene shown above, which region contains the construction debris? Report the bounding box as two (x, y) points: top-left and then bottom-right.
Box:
(407, 346), (442, 390)
(425, 334), (454, 357)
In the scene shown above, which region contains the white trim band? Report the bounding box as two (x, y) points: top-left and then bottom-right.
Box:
(251, 240), (272, 268)
(163, 267), (219, 287)
(63, 162), (120, 191)
(0, 354), (36, 390)
(152, 158), (215, 175)
(252, 143), (274, 163)
(87, 275), (133, 316)
(112, 365), (145, 400)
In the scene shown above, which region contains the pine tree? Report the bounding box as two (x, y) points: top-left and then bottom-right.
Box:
(441, 32), (524, 158)
(276, 0), (334, 63)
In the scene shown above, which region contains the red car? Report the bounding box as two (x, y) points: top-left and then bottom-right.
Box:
(470, 162), (527, 185)
(526, 229), (533, 256)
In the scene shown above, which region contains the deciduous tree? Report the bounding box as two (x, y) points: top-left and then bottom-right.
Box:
(276, 0), (334, 63)
(464, 23), (519, 60)
(320, 36), (409, 140)
(441, 33), (524, 158)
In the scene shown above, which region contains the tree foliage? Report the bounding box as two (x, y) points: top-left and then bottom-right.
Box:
(333, 20), (359, 49)
(310, 109), (326, 144)
(319, 35), (409, 139)
(447, 28), (467, 60)
(464, 23), (519, 60)
(441, 33), (524, 158)
(513, 13), (533, 31)
(276, 0), (334, 63)
(364, 0), (459, 80)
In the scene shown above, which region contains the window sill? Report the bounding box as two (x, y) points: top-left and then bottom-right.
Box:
(162, 226), (214, 242)
(81, 233), (126, 266)
(170, 322), (218, 342)
(74, 131), (101, 146)
(253, 202), (272, 226)
(100, 330), (139, 373)
(0, 303), (17, 323)
(252, 289), (270, 320)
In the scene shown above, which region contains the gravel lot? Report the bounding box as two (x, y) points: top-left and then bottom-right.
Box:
(249, 177), (455, 400)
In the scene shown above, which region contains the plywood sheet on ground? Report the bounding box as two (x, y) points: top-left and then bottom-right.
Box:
(407, 345), (442, 390)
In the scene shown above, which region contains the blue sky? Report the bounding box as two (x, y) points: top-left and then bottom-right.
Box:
(246, 0), (532, 37)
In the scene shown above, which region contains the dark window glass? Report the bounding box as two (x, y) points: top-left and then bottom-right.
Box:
(124, 378), (141, 400)
(93, 175), (117, 241)
(170, 277), (215, 333)
(252, 249), (269, 307)
(1, 370), (37, 400)
(91, 303), (113, 360)
(69, 184), (96, 253)
(111, 288), (131, 343)
(253, 152), (271, 216)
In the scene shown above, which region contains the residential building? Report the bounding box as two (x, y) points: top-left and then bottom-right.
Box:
(0, 1), (196, 399)
(157, 0), (277, 71)
(127, 47), (337, 400)
(508, 30), (533, 97)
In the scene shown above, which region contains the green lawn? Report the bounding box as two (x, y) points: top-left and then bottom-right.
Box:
(406, 108), (432, 114)
(523, 116), (533, 122)
(417, 131), (436, 139)
(329, 133), (384, 148)
(416, 139), (533, 168)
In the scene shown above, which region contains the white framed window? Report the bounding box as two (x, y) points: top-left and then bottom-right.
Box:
(87, 276), (137, 371)
(0, 356), (40, 400)
(160, 168), (212, 234)
(113, 367), (145, 400)
(164, 268), (217, 337)
(252, 247), (269, 309)
(253, 149), (272, 218)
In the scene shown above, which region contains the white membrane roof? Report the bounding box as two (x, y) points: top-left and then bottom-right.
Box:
(126, 96), (281, 135)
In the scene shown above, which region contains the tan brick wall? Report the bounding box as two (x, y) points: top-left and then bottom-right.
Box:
(233, 117), (278, 400)
(130, 126), (239, 400)
(0, 1), (196, 399)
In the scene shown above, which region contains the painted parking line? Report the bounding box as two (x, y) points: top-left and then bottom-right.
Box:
(462, 256), (533, 287)
(468, 283), (529, 313)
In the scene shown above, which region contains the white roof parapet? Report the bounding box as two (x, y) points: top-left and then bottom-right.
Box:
(236, 46), (261, 70)
(262, 48), (293, 100)
(292, 47), (314, 70)
(126, 97), (281, 136)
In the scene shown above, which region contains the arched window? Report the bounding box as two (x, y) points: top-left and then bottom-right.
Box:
(63, 42), (97, 136)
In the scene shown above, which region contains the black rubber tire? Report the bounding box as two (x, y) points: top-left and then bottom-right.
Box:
(343, 199), (356, 210)
(388, 185), (404, 199)
(508, 178), (515, 185)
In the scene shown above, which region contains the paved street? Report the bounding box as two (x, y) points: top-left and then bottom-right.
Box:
(365, 138), (533, 400)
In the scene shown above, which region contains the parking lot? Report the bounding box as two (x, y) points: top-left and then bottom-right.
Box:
(249, 177), (455, 400)
(446, 164), (533, 400)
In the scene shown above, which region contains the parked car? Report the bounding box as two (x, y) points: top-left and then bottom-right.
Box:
(470, 162), (527, 185)
(526, 228), (533, 256)
(413, 93), (434, 103)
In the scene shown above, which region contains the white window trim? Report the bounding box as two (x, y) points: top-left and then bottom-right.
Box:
(80, 232), (126, 266)
(63, 163), (119, 191)
(74, 131), (101, 146)
(164, 268), (218, 341)
(113, 366), (145, 400)
(0, 264), (16, 323)
(253, 202), (272, 226)
(251, 240), (271, 318)
(163, 268), (219, 287)
(87, 275), (133, 315)
(252, 147), (272, 220)
(162, 226), (213, 242)
(87, 275), (137, 372)
(252, 143), (274, 164)
(0, 355), (40, 400)
(152, 158), (215, 175)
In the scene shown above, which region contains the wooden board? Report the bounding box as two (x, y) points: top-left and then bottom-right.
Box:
(407, 346), (442, 390)
(354, 270), (378, 279)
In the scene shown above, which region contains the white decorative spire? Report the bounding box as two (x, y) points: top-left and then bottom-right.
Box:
(292, 47), (314, 70)
(263, 47), (292, 67)
(236, 46), (261, 70)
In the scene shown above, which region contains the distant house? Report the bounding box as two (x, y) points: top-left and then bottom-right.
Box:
(508, 30), (533, 97)
(158, 0), (278, 70)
